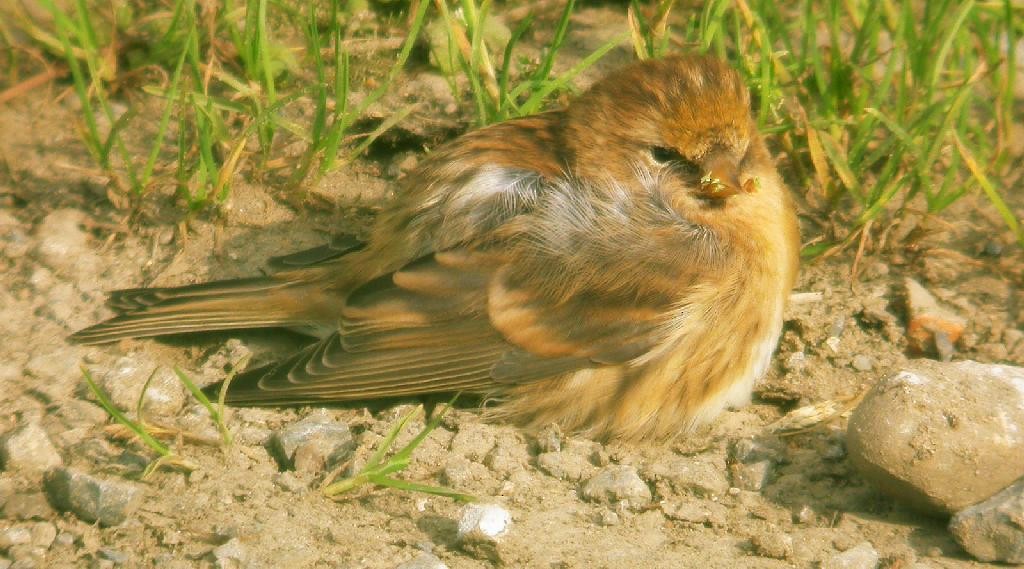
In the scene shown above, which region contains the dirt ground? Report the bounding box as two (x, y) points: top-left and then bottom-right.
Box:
(1, 5), (1023, 568)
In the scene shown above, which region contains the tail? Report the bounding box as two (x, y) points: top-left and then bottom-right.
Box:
(69, 276), (339, 345)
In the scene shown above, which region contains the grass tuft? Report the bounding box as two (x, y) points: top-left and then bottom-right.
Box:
(323, 396), (475, 502)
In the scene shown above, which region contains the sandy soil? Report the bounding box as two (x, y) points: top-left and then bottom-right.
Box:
(1, 6), (1022, 568)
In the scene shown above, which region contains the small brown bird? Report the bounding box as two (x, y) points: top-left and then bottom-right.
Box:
(72, 55), (800, 441)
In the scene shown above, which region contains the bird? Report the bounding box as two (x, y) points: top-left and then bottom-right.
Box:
(71, 54), (800, 442)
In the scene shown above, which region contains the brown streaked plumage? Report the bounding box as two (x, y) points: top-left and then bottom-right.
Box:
(71, 55), (800, 442)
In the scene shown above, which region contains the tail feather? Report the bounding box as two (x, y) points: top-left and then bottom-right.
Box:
(69, 277), (338, 345)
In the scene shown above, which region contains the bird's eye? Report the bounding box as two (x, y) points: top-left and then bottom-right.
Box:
(651, 146), (681, 163)
(650, 146), (700, 176)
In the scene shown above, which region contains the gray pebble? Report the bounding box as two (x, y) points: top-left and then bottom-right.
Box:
(581, 465), (652, 510)
(0, 423), (62, 476)
(851, 355), (874, 372)
(100, 357), (187, 417)
(43, 468), (144, 526)
(536, 451), (594, 482)
(847, 361), (1024, 514)
(98, 548), (129, 564)
(267, 411), (354, 474)
(822, 542), (879, 569)
(948, 477), (1024, 563)
(645, 454), (730, 498)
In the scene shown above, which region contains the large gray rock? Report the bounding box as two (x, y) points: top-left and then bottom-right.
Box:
(847, 360), (1024, 514)
(948, 477), (1024, 563)
(43, 468), (144, 526)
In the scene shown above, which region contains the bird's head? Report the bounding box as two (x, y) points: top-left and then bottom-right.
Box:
(564, 55), (772, 207)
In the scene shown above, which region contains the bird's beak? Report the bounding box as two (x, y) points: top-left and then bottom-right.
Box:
(698, 153), (755, 199)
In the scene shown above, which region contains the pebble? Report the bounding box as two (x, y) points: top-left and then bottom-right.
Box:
(751, 531), (794, 559)
(728, 438), (780, 492)
(536, 451), (594, 482)
(822, 542), (879, 569)
(43, 468), (145, 526)
(23, 349), (83, 389)
(99, 357), (187, 417)
(0, 422), (63, 476)
(394, 552), (448, 569)
(32, 210), (101, 277)
(449, 423), (496, 462)
(660, 500), (727, 526)
(456, 503), (511, 562)
(28, 523), (55, 549)
(644, 454), (730, 498)
(212, 538), (248, 569)
(267, 411), (354, 474)
(581, 465), (652, 510)
(0, 526), (31, 549)
(2, 493), (54, 521)
(847, 360), (1024, 514)
(534, 424), (562, 453)
(851, 355), (874, 372)
(948, 477), (1024, 563)
(904, 277), (966, 357)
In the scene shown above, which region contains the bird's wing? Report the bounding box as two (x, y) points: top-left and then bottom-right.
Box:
(220, 175), (715, 406)
(265, 233), (365, 270)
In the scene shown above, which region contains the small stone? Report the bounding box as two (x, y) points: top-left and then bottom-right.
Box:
(98, 548), (129, 564)
(660, 500), (727, 526)
(100, 357), (187, 417)
(449, 424), (496, 462)
(730, 460), (772, 492)
(581, 465), (652, 510)
(904, 278), (966, 355)
(267, 412), (354, 474)
(645, 454), (730, 498)
(534, 424), (562, 453)
(948, 477), (1024, 563)
(483, 439), (529, 477)
(847, 361), (1024, 514)
(32, 209), (100, 277)
(2, 493), (54, 521)
(456, 503), (511, 562)
(212, 538), (248, 569)
(596, 509), (620, 526)
(54, 532), (75, 548)
(822, 542), (879, 569)
(751, 531), (794, 559)
(441, 456), (493, 489)
(28, 523), (55, 549)
(0, 526), (32, 549)
(43, 468), (145, 526)
(536, 452), (594, 482)
(199, 340), (252, 380)
(729, 438), (778, 492)
(394, 552), (448, 569)
(272, 472), (308, 494)
(0, 423), (63, 476)
(851, 355), (874, 372)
